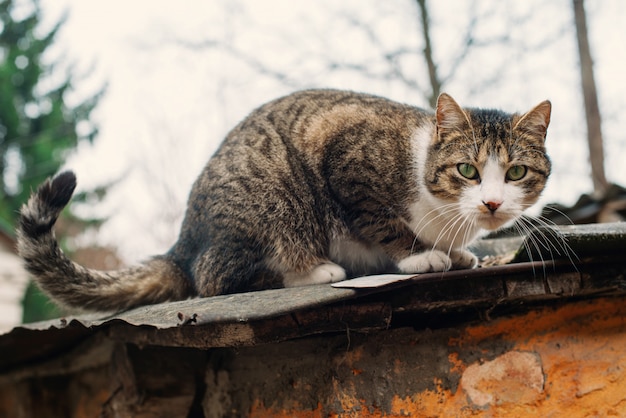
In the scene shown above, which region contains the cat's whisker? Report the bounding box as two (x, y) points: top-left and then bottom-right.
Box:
(540, 205), (576, 226)
(455, 132), (476, 157)
(512, 213), (579, 279)
(409, 202), (464, 253)
(408, 203), (458, 246)
(515, 204), (575, 256)
(461, 214), (478, 249)
(410, 215), (454, 255)
(428, 205), (471, 255)
(517, 217), (553, 255)
(442, 212), (475, 260)
(508, 119), (520, 156)
(521, 214), (580, 269)
(512, 218), (547, 277)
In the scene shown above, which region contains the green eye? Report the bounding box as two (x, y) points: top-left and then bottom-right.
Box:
(506, 165), (527, 181)
(457, 163), (479, 180)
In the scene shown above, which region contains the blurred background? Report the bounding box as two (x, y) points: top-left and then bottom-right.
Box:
(0, 0), (624, 327)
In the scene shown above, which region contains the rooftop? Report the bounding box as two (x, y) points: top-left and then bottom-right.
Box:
(1, 222), (624, 375)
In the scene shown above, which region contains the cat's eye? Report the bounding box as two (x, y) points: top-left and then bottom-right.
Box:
(506, 165), (527, 181)
(457, 163), (479, 180)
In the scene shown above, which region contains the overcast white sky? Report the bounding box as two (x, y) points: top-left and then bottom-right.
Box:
(36, 0), (626, 263)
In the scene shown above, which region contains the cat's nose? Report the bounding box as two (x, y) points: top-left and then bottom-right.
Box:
(483, 200), (502, 213)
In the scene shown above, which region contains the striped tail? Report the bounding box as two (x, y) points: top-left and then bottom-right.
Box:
(16, 171), (195, 312)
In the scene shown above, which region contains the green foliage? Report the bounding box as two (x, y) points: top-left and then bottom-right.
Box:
(21, 280), (62, 323)
(0, 0), (103, 226)
(0, 0), (104, 322)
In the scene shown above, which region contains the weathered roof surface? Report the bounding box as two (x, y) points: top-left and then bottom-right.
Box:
(1, 222), (625, 374)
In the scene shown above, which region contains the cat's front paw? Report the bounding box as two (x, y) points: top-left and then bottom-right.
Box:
(397, 250), (452, 273)
(450, 249), (478, 270)
(283, 263), (347, 287)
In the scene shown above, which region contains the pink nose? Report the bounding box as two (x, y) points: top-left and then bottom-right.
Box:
(483, 200), (502, 213)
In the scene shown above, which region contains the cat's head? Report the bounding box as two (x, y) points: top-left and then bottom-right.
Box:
(424, 93), (552, 231)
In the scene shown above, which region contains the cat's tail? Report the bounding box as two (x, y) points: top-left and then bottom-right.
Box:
(16, 171), (196, 312)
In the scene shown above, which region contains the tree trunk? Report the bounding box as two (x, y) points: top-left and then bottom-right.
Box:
(573, 0), (608, 196)
(416, 0), (441, 108)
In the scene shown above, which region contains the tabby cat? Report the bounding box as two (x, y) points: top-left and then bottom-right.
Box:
(17, 89), (551, 312)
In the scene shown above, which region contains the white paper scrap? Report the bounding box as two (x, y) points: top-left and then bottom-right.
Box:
(331, 274), (418, 289)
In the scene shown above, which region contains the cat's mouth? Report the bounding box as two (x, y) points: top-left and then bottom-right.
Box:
(477, 213), (512, 230)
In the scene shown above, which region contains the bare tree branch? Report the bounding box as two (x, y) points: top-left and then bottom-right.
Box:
(416, 0), (441, 108)
(170, 38), (302, 88)
(333, 12), (426, 98)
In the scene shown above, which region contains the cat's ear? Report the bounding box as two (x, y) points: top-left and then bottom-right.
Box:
(513, 100), (551, 141)
(435, 93), (472, 136)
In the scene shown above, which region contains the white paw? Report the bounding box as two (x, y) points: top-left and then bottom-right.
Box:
(450, 249), (478, 269)
(283, 263), (347, 287)
(397, 250), (452, 273)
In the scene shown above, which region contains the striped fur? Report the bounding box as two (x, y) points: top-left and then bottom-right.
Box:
(17, 90), (551, 312)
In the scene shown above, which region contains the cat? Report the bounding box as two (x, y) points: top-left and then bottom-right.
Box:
(17, 89), (551, 312)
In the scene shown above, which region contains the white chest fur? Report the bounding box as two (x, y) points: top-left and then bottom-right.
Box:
(405, 199), (481, 251)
